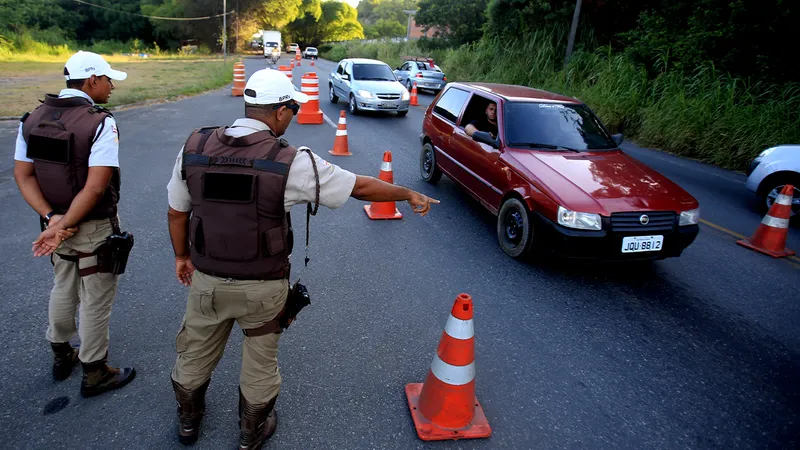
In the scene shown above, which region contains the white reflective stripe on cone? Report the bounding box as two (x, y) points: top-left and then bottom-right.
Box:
(304, 87), (320, 93)
(444, 315), (474, 340)
(776, 194), (793, 206)
(762, 215), (790, 228)
(308, 95), (319, 100)
(381, 161), (392, 172)
(430, 354), (475, 386)
(338, 118), (347, 124)
(336, 130), (347, 136)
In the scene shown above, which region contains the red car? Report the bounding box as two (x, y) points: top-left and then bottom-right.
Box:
(420, 83), (700, 260)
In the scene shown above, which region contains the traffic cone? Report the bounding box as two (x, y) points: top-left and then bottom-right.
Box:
(410, 82), (419, 106)
(290, 60), (294, 69)
(328, 110), (352, 156)
(295, 48), (301, 65)
(364, 151), (403, 220)
(310, 59), (315, 67)
(405, 293), (492, 441)
(297, 73), (323, 125)
(231, 62), (245, 96)
(279, 65), (292, 82)
(737, 184), (796, 257)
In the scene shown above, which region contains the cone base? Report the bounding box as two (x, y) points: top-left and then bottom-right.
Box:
(405, 383), (491, 441)
(364, 204), (402, 220)
(231, 90), (243, 97)
(329, 149), (352, 156)
(736, 238), (795, 258)
(298, 112), (324, 125)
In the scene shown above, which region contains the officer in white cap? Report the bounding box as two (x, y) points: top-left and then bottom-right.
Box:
(165, 68), (439, 448)
(13, 50), (135, 397)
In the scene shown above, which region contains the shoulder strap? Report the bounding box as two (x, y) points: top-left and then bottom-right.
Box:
(20, 112), (30, 123)
(181, 127), (219, 180)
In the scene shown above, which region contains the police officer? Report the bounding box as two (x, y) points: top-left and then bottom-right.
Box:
(166, 69), (438, 448)
(13, 51), (136, 396)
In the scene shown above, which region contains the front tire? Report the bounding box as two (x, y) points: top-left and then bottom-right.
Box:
(349, 94), (359, 115)
(759, 174), (800, 219)
(497, 198), (536, 258)
(420, 143), (442, 184)
(329, 85), (338, 104)
(397, 110), (408, 117)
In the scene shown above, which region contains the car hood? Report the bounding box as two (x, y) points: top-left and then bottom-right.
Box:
(352, 80), (405, 93)
(505, 148), (698, 215)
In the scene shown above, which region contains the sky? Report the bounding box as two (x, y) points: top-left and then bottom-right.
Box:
(344, 0), (360, 7)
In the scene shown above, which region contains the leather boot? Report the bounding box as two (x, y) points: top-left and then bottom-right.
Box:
(51, 342), (78, 381)
(80, 357), (136, 398)
(238, 389), (277, 450)
(172, 378), (210, 445)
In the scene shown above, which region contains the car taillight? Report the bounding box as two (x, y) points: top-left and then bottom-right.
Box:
(416, 73), (424, 78)
(443, 76), (447, 81)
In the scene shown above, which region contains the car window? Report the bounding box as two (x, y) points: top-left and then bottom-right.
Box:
(433, 88), (470, 124)
(399, 62), (408, 70)
(353, 64), (396, 81)
(504, 102), (617, 150)
(416, 62), (426, 70)
(459, 94), (495, 128)
(337, 62), (345, 75)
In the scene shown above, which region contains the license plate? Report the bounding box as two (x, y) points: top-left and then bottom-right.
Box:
(380, 102), (397, 109)
(621, 235), (663, 253)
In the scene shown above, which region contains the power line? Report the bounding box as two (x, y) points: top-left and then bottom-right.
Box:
(70, 0), (235, 21)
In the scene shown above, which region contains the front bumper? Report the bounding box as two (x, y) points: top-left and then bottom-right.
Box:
(533, 212), (699, 261)
(355, 95), (410, 112)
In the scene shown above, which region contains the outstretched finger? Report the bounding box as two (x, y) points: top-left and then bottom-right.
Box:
(428, 197), (441, 204)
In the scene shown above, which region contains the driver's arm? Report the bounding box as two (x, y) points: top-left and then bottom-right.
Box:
(465, 123), (478, 136)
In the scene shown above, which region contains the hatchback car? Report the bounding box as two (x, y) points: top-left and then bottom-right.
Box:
(394, 59), (446, 93)
(420, 82), (701, 260)
(329, 58), (411, 116)
(746, 145), (800, 218)
(287, 43), (299, 52)
(303, 47), (318, 59)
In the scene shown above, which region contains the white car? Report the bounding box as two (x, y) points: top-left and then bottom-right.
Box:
(303, 47), (318, 59)
(746, 145), (800, 217)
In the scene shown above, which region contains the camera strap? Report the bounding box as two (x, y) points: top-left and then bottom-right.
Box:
(297, 147), (319, 268)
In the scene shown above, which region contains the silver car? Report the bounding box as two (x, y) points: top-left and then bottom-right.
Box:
(329, 58), (411, 117)
(303, 47), (318, 59)
(394, 59), (446, 93)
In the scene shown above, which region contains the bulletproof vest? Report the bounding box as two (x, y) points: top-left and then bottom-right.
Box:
(22, 94), (120, 221)
(182, 126), (298, 280)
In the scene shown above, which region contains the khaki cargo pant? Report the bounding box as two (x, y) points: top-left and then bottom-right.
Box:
(47, 218), (119, 364)
(171, 270), (288, 404)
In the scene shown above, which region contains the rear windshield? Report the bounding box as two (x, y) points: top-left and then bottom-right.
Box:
(353, 64), (396, 81)
(307, 47), (317, 51)
(504, 102), (617, 151)
(265, 42), (279, 47)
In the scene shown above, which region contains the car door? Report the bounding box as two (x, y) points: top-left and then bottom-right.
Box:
(342, 62), (354, 97)
(333, 62), (346, 97)
(451, 93), (506, 208)
(394, 62), (408, 84)
(429, 87), (471, 179)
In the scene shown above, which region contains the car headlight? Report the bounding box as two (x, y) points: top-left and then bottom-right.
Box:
(758, 147), (776, 159)
(679, 208), (700, 226)
(357, 90), (373, 99)
(402, 88), (410, 100)
(557, 206), (602, 231)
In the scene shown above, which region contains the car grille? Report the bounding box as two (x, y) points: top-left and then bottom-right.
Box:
(609, 211), (676, 233)
(377, 94), (401, 100)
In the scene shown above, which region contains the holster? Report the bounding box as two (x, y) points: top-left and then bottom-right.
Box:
(241, 281), (311, 337)
(98, 231), (134, 275)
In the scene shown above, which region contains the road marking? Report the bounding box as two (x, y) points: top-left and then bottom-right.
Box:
(323, 112), (337, 129)
(699, 218), (800, 268)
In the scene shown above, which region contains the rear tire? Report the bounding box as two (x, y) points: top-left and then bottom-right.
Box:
(758, 173), (800, 220)
(420, 143), (442, 184)
(497, 198), (536, 258)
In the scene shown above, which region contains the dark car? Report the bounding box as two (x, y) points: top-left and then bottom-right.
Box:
(420, 82), (701, 260)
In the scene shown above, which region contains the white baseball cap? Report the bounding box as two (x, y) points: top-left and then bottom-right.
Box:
(244, 69), (308, 105)
(64, 51), (128, 81)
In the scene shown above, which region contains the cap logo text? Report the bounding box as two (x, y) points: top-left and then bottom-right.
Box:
(279, 94), (290, 102)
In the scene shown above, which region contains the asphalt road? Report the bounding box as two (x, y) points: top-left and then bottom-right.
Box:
(0, 55), (798, 449)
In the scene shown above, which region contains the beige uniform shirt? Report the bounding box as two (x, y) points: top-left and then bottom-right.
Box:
(167, 118), (356, 212)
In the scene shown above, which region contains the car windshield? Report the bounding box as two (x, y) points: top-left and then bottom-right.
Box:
(353, 64), (396, 81)
(504, 102), (617, 151)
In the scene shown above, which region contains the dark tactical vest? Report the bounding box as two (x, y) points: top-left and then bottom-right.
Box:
(22, 94), (120, 220)
(182, 126), (298, 280)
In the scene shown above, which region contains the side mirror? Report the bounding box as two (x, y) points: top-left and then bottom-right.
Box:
(472, 131), (500, 149)
(612, 133), (624, 146)
(342, 74), (350, 81)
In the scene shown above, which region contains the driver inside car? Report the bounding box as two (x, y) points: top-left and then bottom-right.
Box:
(465, 102), (498, 139)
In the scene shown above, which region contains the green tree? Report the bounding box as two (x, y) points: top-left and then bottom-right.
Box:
(415, 0), (487, 44)
(285, 0), (363, 46)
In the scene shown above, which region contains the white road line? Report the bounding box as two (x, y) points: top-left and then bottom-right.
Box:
(323, 112), (337, 129)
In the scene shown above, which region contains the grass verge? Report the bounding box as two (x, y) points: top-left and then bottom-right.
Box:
(0, 58), (234, 117)
(323, 35), (800, 171)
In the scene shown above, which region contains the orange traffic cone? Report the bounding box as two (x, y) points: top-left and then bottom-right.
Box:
(295, 48), (301, 66)
(409, 82), (419, 106)
(310, 59), (315, 67)
(406, 293), (492, 441)
(737, 184), (796, 257)
(364, 151), (403, 220)
(297, 73), (323, 125)
(290, 60), (294, 69)
(231, 62), (245, 96)
(329, 110), (352, 156)
(279, 65), (292, 82)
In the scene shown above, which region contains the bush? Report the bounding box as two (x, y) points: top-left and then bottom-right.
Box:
(321, 44), (348, 62)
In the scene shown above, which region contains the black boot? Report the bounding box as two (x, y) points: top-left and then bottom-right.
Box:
(238, 390), (277, 450)
(51, 342), (78, 381)
(172, 378), (210, 445)
(80, 357), (136, 398)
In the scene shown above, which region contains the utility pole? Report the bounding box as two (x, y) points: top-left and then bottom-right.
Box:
(236, 0), (239, 53)
(404, 10), (416, 41)
(564, 0), (582, 68)
(223, 0), (227, 62)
